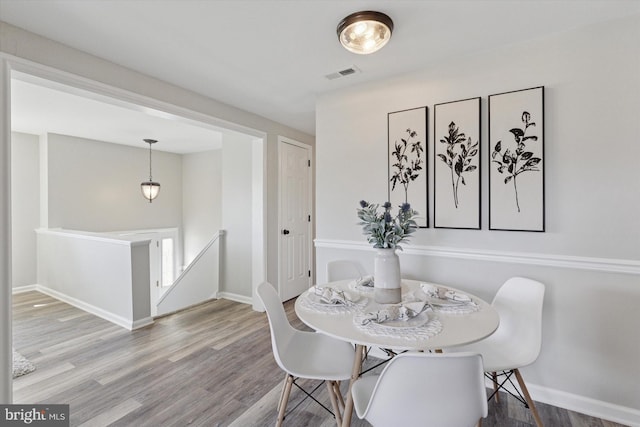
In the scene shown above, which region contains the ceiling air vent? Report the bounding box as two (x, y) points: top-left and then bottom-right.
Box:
(325, 66), (361, 80)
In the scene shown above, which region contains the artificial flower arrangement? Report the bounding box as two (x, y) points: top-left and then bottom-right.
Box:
(357, 200), (418, 250)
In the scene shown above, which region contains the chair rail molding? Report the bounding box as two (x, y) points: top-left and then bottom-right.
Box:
(314, 239), (640, 275)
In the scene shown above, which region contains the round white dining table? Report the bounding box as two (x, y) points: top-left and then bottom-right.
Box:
(294, 279), (500, 427)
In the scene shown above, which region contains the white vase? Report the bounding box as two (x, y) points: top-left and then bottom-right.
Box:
(374, 248), (402, 304)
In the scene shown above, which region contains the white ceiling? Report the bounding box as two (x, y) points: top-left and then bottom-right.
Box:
(2, 0), (640, 142)
(11, 75), (224, 154)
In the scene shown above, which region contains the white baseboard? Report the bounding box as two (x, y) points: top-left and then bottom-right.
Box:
(27, 285), (152, 331)
(486, 378), (640, 426)
(217, 292), (252, 305)
(11, 285), (37, 294)
(130, 317), (154, 330)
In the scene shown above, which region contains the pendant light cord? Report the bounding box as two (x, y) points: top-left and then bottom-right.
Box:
(149, 141), (153, 181)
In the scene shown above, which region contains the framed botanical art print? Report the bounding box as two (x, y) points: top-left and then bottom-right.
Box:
(489, 86), (545, 231)
(388, 106), (428, 227)
(434, 97), (481, 229)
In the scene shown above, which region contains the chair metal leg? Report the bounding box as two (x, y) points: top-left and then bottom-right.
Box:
(514, 369), (543, 427)
(277, 374), (294, 427)
(326, 381), (342, 427)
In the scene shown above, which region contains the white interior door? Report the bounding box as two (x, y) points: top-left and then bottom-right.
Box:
(278, 138), (312, 301)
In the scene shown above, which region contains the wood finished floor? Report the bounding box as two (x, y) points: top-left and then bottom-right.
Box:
(12, 291), (626, 427)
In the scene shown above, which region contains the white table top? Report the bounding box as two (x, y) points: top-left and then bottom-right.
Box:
(295, 279), (499, 352)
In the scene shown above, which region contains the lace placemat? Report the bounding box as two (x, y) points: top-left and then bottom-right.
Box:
(298, 292), (369, 315)
(353, 312), (443, 340)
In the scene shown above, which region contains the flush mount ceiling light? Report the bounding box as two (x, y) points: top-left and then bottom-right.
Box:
(140, 138), (160, 203)
(337, 10), (394, 55)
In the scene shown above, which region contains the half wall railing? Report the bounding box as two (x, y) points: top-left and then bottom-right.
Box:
(156, 230), (225, 316)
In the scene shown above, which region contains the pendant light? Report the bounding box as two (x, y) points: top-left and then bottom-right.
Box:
(140, 138), (160, 202)
(337, 11), (394, 55)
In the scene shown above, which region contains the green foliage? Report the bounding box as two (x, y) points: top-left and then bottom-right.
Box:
(357, 201), (418, 250)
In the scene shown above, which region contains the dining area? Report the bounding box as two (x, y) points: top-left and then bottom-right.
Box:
(258, 265), (546, 427)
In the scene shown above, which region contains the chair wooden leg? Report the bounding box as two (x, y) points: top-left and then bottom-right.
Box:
(492, 372), (500, 403)
(342, 344), (365, 427)
(476, 419), (482, 427)
(333, 381), (345, 410)
(514, 369), (543, 427)
(277, 373), (289, 413)
(277, 374), (294, 427)
(326, 381), (343, 427)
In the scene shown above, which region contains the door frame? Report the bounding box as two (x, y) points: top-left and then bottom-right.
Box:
(1, 57), (12, 403)
(277, 136), (313, 301)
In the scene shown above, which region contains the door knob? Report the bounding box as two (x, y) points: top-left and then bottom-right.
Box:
(282, 229), (290, 235)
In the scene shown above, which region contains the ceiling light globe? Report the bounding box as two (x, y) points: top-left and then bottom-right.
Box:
(337, 11), (393, 55)
(141, 181), (161, 202)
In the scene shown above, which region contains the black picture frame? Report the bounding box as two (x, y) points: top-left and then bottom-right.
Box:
(388, 106), (428, 227)
(488, 86), (545, 232)
(433, 97), (481, 229)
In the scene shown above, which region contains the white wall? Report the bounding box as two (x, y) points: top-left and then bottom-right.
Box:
(316, 14), (640, 423)
(182, 149), (222, 265)
(45, 133), (183, 231)
(221, 133), (253, 298)
(10, 132), (39, 288)
(15, 132), (225, 287)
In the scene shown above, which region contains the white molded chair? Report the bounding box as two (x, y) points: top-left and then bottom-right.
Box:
(326, 259), (366, 282)
(257, 282), (355, 427)
(451, 277), (546, 427)
(351, 352), (487, 427)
